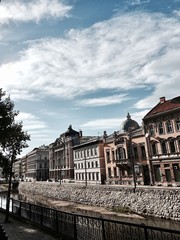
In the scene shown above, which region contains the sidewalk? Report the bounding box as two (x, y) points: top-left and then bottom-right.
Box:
(0, 211), (60, 240)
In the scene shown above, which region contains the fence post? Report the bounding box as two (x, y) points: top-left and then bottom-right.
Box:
(40, 206), (43, 226)
(73, 215), (77, 240)
(142, 224), (149, 240)
(29, 203), (31, 221)
(101, 218), (106, 240)
(19, 201), (22, 217)
(56, 210), (58, 233)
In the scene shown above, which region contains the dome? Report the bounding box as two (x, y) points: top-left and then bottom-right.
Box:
(121, 113), (140, 132)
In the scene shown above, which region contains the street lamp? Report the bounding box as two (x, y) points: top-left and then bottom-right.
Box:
(145, 133), (154, 185)
(84, 150), (87, 187)
(128, 128), (136, 193)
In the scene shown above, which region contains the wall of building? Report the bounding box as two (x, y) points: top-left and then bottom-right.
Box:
(19, 182), (180, 221)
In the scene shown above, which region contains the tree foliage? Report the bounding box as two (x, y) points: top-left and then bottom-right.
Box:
(0, 88), (30, 176)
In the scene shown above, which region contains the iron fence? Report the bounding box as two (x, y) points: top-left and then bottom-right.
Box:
(2, 197), (180, 240)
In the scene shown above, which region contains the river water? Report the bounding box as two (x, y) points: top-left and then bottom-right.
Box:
(1, 192), (180, 231)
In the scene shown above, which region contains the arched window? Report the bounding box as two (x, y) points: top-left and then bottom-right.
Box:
(116, 147), (126, 160)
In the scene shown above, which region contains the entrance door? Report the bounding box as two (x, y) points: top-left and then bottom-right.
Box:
(165, 169), (172, 182)
(143, 165), (150, 185)
(173, 164), (180, 182)
(154, 165), (161, 182)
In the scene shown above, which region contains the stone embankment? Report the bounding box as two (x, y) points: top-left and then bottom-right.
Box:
(18, 183), (180, 221)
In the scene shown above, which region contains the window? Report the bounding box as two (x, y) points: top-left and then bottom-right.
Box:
(175, 119), (180, 131)
(169, 140), (176, 153)
(108, 168), (111, 177)
(116, 147), (125, 160)
(158, 122), (164, 135)
(92, 173), (95, 180)
(88, 172), (91, 180)
(173, 164), (180, 182)
(154, 165), (161, 182)
(87, 149), (89, 157)
(166, 120), (173, 133)
(95, 161), (98, 167)
(106, 151), (110, 163)
(133, 147), (138, 158)
(112, 150), (115, 161)
(140, 145), (146, 159)
(149, 125), (154, 136)
(91, 162), (94, 168)
(161, 141), (167, 154)
(96, 172), (99, 181)
(113, 167), (117, 177)
(91, 148), (93, 156)
(94, 147), (98, 156)
(151, 143), (157, 155)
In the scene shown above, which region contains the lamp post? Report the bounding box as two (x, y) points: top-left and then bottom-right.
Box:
(128, 128), (136, 193)
(84, 150), (87, 187)
(145, 133), (154, 185)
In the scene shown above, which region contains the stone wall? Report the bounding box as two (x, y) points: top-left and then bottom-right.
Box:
(18, 182), (180, 221)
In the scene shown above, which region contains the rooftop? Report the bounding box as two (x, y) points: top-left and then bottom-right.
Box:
(144, 96), (180, 119)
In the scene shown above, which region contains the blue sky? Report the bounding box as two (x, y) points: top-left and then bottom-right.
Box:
(0, 0), (180, 156)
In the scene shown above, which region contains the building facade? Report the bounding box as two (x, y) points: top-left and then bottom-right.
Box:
(73, 137), (106, 185)
(49, 125), (81, 181)
(25, 145), (49, 181)
(103, 114), (149, 186)
(143, 96), (180, 186)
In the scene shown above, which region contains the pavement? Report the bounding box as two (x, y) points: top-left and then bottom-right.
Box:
(0, 211), (62, 240)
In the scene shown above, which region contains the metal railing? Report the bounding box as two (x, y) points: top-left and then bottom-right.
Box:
(2, 197), (180, 240)
(0, 224), (8, 240)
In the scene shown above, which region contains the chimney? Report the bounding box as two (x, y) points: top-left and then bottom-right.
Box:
(160, 97), (166, 104)
(79, 130), (82, 138)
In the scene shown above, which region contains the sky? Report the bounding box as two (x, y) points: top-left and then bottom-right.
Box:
(0, 0), (180, 156)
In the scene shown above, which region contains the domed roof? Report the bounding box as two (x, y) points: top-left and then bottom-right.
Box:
(121, 113), (140, 132)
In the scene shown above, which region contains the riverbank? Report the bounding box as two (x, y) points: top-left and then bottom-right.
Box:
(19, 182), (180, 224)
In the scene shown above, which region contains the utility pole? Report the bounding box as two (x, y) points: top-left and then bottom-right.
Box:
(84, 150), (87, 187)
(128, 128), (136, 193)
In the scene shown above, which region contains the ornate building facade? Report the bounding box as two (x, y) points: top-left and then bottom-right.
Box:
(103, 114), (149, 186)
(143, 96), (180, 186)
(49, 125), (81, 181)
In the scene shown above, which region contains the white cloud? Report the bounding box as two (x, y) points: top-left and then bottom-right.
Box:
(16, 112), (47, 130)
(77, 94), (128, 107)
(80, 110), (148, 131)
(126, 0), (150, 6)
(0, 11), (180, 106)
(0, 0), (72, 24)
(81, 118), (124, 130)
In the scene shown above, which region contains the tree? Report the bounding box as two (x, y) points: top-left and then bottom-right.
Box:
(0, 88), (30, 223)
